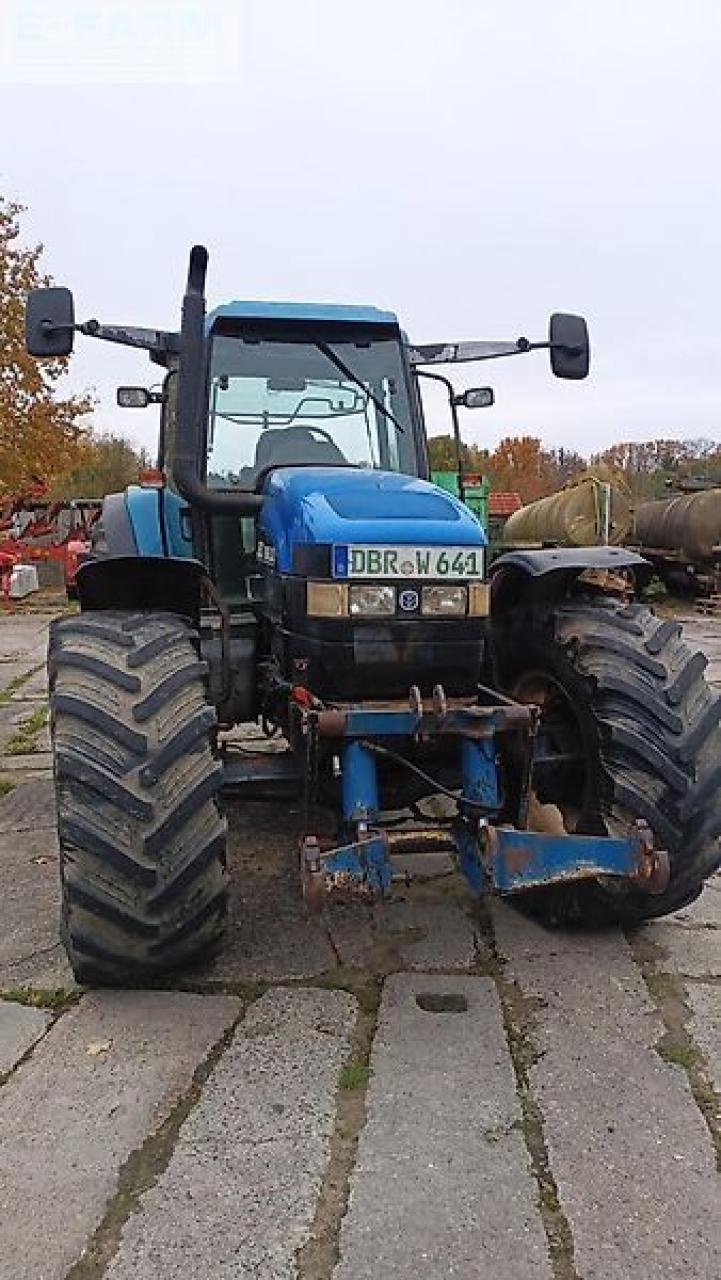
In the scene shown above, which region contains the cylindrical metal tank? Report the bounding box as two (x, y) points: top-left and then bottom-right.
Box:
(634, 490), (721, 561)
(503, 477), (633, 547)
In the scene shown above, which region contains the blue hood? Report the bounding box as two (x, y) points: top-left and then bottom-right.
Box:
(258, 467), (486, 573)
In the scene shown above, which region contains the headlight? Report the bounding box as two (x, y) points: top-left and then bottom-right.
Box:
(307, 581), (349, 617)
(421, 584), (467, 616)
(350, 583), (396, 616)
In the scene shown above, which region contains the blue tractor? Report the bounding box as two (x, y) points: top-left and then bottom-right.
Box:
(26, 248), (721, 984)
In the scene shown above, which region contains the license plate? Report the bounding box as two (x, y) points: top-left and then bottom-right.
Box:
(332, 544), (484, 579)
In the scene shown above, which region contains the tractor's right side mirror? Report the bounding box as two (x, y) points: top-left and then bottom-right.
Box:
(26, 287), (75, 357)
(549, 313), (590, 380)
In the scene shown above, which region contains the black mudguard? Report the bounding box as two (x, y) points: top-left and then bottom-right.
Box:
(76, 556), (205, 622)
(490, 545), (651, 611)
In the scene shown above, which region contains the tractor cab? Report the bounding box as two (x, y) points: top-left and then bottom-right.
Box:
(204, 304), (422, 487)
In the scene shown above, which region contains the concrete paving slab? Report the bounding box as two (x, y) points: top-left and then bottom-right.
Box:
(0, 828), (64, 990)
(335, 972), (551, 1280)
(326, 883), (476, 973)
(0, 751), (52, 777)
(0, 777), (56, 833)
(649, 918), (721, 977)
(670, 878), (721, 927)
(687, 983), (721, 1096)
(0, 999), (52, 1074)
(0, 659), (41, 692)
(0, 990), (241, 1280)
(107, 987), (355, 1280)
(0, 614), (52, 663)
(14, 666), (49, 700)
(492, 901), (721, 1280)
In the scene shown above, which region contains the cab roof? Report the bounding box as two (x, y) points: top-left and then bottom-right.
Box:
(207, 301), (399, 329)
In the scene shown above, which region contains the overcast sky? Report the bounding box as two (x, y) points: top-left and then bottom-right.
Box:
(2, 0), (720, 458)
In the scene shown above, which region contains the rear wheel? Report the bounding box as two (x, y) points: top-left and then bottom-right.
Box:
(495, 596), (721, 924)
(49, 609), (227, 984)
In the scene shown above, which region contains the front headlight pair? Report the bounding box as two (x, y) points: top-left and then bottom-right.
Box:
(306, 581), (490, 618)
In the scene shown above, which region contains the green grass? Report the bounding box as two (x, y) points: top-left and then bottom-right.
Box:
(0, 776), (15, 798)
(339, 1060), (369, 1091)
(4, 704), (49, 756)
(0, 986), (81, 1011)
(0, 663), (44, 708)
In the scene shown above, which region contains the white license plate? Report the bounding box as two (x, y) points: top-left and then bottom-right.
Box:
(332, 544), (484, 579)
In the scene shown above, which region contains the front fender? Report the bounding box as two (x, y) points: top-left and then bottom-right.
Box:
(490, 545), (651, 611)
(76, 556), (205, 622)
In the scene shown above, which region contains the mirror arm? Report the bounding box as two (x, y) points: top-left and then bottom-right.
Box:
(522, 338), (585, 356)
(40, 317), (181, 358)
(408, 336), (583, 365)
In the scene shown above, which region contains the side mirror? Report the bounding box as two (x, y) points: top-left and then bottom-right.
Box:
(26, 287), (75, 357)
(455, 386), (494, 409)
(549, 313), (590, 380)
(117, 386), (151, 408)
(117, 387), (164, 408)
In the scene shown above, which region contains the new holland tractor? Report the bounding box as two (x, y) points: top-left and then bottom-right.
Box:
(26, 247), (721, 985)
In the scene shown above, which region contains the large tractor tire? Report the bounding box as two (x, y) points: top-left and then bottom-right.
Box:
(48, 610), (227, 984)
(495, 596), (721, 925)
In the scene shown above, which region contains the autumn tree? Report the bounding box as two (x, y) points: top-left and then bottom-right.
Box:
(591, 438), (721, 497)
(427, 434), (490, 474)
(545, 446), (587, 489)
(0, 197), (92, 495)
(53, 431), (150, 499)
(486, 436), (554, 503)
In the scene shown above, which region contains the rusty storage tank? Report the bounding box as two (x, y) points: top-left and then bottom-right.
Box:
(503, 476), (633, 547)
(634, 489), (721, 561)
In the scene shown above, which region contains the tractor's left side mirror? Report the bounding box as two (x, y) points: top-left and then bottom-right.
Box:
(117, 386), (151, 408)
(456, 387), (494, 409)
(26, 287), (75, 357)
(549, 313), (590, 380)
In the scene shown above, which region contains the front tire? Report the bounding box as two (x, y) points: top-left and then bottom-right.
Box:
(495, 596), (721, 924)
(49, 610), (227, 984)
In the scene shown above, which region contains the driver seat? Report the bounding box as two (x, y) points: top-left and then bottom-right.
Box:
(254, 426), (347, 471)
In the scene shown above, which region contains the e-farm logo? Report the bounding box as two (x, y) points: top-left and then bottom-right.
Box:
(0, 1), (243, 84)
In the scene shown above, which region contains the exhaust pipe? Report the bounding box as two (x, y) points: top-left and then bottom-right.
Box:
(173, 245), (262, 515)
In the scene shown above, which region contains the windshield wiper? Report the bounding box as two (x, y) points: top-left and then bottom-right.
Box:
(315, 340), (405, 434)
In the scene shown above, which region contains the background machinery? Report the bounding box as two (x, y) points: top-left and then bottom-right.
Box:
(25, 248), (721, 984)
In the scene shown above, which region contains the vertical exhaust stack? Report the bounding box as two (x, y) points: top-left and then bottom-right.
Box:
(173, 244), (262, 514)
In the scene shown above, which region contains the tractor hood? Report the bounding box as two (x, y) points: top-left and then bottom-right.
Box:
(258, 467), (486, 574)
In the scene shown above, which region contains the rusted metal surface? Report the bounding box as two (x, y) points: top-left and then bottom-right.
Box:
(504, 477), (632, 547)
(299, 836), (326, 912)
(635, 489), (721, 562)
(386, 827), (456, 854)
(628, 820), (671, 895)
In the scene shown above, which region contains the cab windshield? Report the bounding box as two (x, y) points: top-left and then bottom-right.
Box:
(205, 332), (418, 487)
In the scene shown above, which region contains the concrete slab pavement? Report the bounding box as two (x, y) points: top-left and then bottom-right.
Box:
(0, 999), (52, 1075)
(106, 988), (355, 1280)
(492, 902), (721, 1280)
(0, 990), (241, 1280)
(335, 973), (552, 1280)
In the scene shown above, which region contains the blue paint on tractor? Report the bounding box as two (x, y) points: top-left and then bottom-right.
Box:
(323, 836), (394, 895)
(461, 738), (500, 811)
(124, 486), (193, 559)
(490, 828), (644, 893)
(207, 300), (400, 329)
(258, 467), (486, 574)
(342, 741), (380, 824)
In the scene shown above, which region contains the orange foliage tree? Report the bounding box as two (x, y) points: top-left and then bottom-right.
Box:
(0, 197), (92, 496)
(486, 435), (554, 503)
